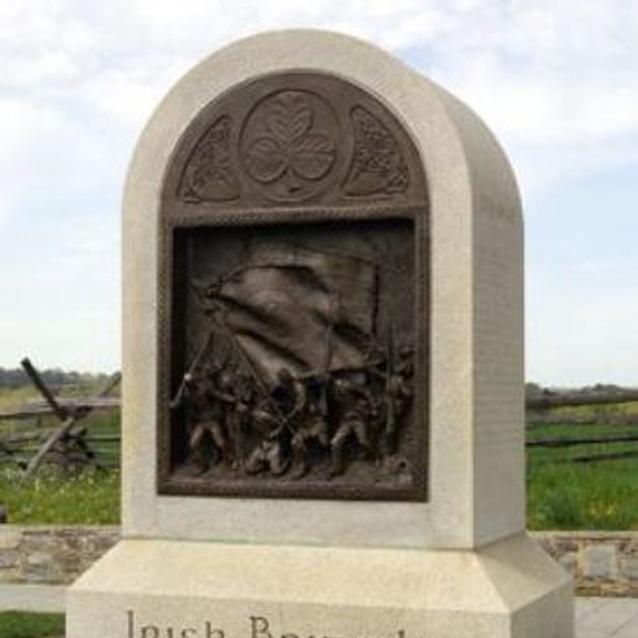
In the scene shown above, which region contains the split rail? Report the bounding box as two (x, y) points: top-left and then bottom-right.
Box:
(1, 360), (638, 473)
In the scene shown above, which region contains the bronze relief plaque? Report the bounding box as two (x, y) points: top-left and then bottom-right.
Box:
(158, 72), (429, 500)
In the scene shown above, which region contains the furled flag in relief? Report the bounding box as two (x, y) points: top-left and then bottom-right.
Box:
(204, 243), (379, 386)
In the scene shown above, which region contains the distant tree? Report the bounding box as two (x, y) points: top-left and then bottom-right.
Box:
(0, 366), (116, 390)
(0, 367), (28, 388)
(587, 383), (625, 394)
(525, 382), (544, 400)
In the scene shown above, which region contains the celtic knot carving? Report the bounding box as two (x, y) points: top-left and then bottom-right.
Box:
(173, 77), (417, 210)
(178, 116), (240, 203)
(240, 90), (339, 203)
(344, 106), (409, 197)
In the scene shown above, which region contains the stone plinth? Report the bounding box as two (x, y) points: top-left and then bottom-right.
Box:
(67, 29), (573, 638)
(69, 534), (572, 638)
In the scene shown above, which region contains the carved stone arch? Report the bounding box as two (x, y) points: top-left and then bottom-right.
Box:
(157, 71), (429, 502)
(161, 72), (428, 211)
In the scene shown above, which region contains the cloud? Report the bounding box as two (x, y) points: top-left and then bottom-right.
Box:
(0, 206), (120, 372)
(0, 193), (11, 228)
(2, 0), (636, 203)
(417, 1), (638, 203)
(527, 257), (638, 385)
(0, 1), (636, 379)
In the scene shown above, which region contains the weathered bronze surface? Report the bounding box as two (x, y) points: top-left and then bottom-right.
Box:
(158, 72), (429, 500)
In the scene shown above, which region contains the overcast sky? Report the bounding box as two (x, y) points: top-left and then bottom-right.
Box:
(0, 1), (637, 386)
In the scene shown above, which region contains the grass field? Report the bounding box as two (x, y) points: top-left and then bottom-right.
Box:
(0, 612), (64, 638)
(527, 400), (638, 529)
(0, 467), (120, 525)
(527, 458), (638, 529)
(0, 385), (121, 524)
(1, 387), (638, 529)
(0, 388), (42, 413)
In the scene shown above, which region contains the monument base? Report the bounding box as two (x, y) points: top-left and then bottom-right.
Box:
(67, 532), (573, 638)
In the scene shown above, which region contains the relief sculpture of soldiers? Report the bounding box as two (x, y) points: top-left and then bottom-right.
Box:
(158, 72), (428, 500)
(170, 239), (415, 483)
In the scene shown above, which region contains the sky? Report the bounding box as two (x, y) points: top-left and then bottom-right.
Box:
(0, 0), (637, 386)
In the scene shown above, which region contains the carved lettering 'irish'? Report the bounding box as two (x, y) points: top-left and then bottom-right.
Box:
(124, 611), (408, 638)
(127, 610), (225, 638)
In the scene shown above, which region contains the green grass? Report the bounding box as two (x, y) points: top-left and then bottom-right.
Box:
(0, 383), (121, 524)
(551, 400), (638, 418)
(527, 457), (638, 530)
(3, 449), (636, 530)
(1, 387), (638, 530)
(527, 410), (638, 529)
(0, 379), (116, 413)
(0, 387), (39, 413)
(0, 468), (120, 525)
(0, 612), (64, 638)
(527, 421), (638, 441)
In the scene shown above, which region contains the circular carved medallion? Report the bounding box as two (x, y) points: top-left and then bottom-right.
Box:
(239, 90), (339, 203)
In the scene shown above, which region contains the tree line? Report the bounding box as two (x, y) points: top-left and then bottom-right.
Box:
(0, 367), (114, 390)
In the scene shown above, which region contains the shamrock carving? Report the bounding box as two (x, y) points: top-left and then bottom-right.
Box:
(245, 93), (336, 184)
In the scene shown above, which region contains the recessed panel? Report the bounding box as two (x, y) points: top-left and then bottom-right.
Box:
(157, 72), (429, 501)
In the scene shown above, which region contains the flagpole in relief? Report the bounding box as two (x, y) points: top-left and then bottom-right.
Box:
(169, 328), (215, 410)
(182, 279), (294, 433)
(317, 294), (336, 418)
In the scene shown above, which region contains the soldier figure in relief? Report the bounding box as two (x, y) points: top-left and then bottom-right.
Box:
(270, 368), (307, 425)
(211, 368), (253, 470)
(244, 389), (289, 476)
(329, 373), (379, 476)
(244, 368), (305, 476)
(178, 366), (230, 474)
(380, 347), (414, 459)
(244, 437), (289, 476)
(289, 380), (330, 479)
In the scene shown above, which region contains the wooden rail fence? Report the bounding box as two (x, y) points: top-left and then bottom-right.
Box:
(1, 360), (637, 473)
(0, 358), (120, 474)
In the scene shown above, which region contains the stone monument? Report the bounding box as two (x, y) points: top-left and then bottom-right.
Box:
(67, 30), (573, 638)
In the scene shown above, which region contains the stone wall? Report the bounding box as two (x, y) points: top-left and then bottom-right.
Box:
(0, 526), (118, 585)
(532, 531), (638, 597)
(0, 526), (636, 596)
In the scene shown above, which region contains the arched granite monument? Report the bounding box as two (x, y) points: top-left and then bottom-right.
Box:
(67, 30), (573, 638)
